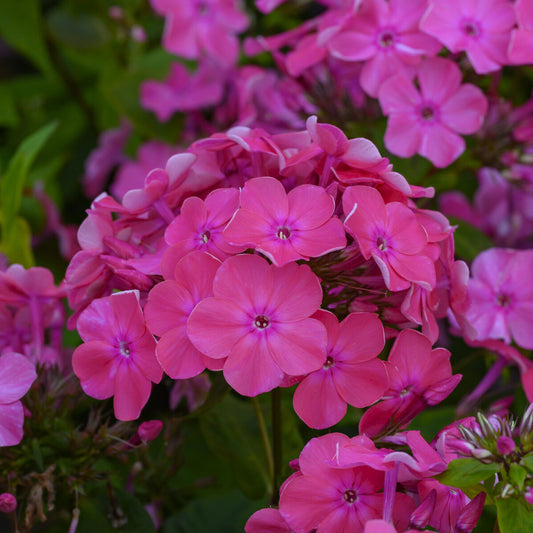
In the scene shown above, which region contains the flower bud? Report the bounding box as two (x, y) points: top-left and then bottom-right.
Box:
(524, 487), (533, 505)
(409, 489), (436, 529)
(0, 493), (17, 513)
(500, 483), (515, 498)
(138, 420), (163, 443)
(471, 448), (494, 461)
(496, 436), (515, 456)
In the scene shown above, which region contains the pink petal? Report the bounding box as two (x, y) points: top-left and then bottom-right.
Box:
(0, 353), (37, 404)
(223, 209), (275, 246)
(0, 402), (24, 447)
(131, 330), (161, 383)
(378, 75), (421, 115)
(440, 84), (487, 134)
(388, 251), (436, 290)
(157, 326), (206, 378)
(165, 196), (207, 245)
(334, 313), (385, 363)
(288, 185), (335, 229)
(109, 291), (147, 340)
(290, 218), (346, 258)
(114, 361), (152, 420)
(419, 123), (465, 168)
(328, 30), (376, 61)
(239, 177), (289, 223)
(383, 113), (422, 158)
(417, 58), (461, 105)
(173, 251), (220, 303)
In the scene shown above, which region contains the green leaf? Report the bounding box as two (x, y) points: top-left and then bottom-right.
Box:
(0, 0), (54, 76)
(0, 85), (19, 127)
(448, 217), (494, 261)
(435, 458), (500, 488)
(0, 216), (34, 267)
(509, 463), (527, 491)
(496, 497), (533, 533)
(520, 454), (533, 474)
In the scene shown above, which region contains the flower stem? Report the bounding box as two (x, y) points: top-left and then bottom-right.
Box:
(272, 387), (283, 505)
(251, 397), (274, 488)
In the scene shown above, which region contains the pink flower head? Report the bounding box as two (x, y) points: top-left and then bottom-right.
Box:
(0, 352), (37, 446)
(0, 493), (17, 514)
(379, 57), (488, 167)
(223, 177), (346, 267)
(466, 248), (533, 350)
(420, 0), (516, 73)
(359, 329), (461, 437)
(162, 188), (244, 278)
(245, 508), (292, 533)
(187, 254), (327, 396)
(150, 0), (248, 67)
(145, 251), (223, 379)
(72, 290), (162, 421)
(293, 310), (387, 429)
(343, 185), (436, 291)
(327, 0), (441, 97)
(508, 0), (533, 65)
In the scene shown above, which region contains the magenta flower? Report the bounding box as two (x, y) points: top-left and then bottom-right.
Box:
(327, 0), (441, 97)
(420, 0), (516, 74)
(187, 254), (327, 396)
(293, 310), (387, 429)
(359, 329), (461, 437)
(379, 57), (488, 167)
(145, 251), (223, 379)
(245, 508), (292, 533)
(72, 290), (162, 421)
(466, 248), (533, 349)
(223, 177), (346, 267)
(508, 0), (533, 65)
(343, 185), (436, 292)
(0, 352), (37, 446)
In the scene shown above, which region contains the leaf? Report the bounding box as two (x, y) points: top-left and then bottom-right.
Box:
(435, 458), (500, 488)
(509, 463), (527, 491)
(0, 0), (54, 76)
(0, 216), (34, 267)
(496, 497), (533, 533)
(0, 85), (19, 127)
(448, 217), (494, 262)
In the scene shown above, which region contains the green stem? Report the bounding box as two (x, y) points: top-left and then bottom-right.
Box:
(251, 397), (274, 484)
(271, 387), (282, 505)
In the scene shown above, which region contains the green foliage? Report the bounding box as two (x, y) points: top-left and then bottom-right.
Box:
(436, 458), (500, 488)
(496, 498), (533, 533)
(449, 217), (494, 262)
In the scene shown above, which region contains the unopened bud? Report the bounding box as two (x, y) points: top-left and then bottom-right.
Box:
(0, 493), (17, 513)
(455, 492), (486, 533)
(477, 413), (496, 438)
(501, 483), (515, 498)
(409, 489), (436, 529)
(496, 436), (515, 456)
(138, 420), (163, 443)
(471, 448), (494, 461)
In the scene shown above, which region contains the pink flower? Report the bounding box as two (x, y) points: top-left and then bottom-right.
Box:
(379, 57), (488, 167)
(0, 352), (37, 446)
(0, 493), (17, 513)
(187, 254), (327, 396)
(343, 185), (436, 292)
(245, 508), (292, 533)
(508, 0), (533, 65)
(420, 0), (516, 73)
(72, 290), (162, 421)
(327, 0), (441, 97)
(466, 248), (533, 349)
(293, 310), (387, 429)
(359, 329), (461, 437)
(223, 177), (346, 266)
(145, 251), (223, 378)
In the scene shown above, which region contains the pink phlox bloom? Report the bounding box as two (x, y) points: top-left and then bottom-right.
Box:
(466, 248), (533, 350)
(508, 0), (533, 64)
(279, 432), (414, 533)
(72, 290), (162, 421)
(140, 61), (225, 122)
(293, 310), (387, 429)
(343, 185), (436, 292)
(327, 0), (442, 97)
(150, 0), (248, 67)
(162, 188), (245, 279)
(169, 373), (211, 411)
(420, 0), (516, 73)
(0, 264), (61, 305)
(0, 352), (37, 446)
(224, 177), (346, 267)
(379, 57), (488, 167)
(145, 252), (223, 379)
(245, 508), (292, 533)
(187, 254), (327, 396)
(82, 120), (130, 198)
(111, 141), (177, 201)
(359, 329), (461, 437)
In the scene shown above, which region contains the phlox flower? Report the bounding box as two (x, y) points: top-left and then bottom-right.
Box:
(378, 57), (488, 167)
(72, 290), (162, 421)
(343, 185), (436, 292)
(223, 176), (346, 267)
(420, 0), (516, 74)
(145, 251), (223, 379)
(0, 352), (37, 446)
(187, 254), (327, 396)
(508, 0), (533, 65)
(162, 188), (245, 279)
(359, 329), (461, 437)
(293, 310), (388, 429)
(245, 508), (292, 533)
(327, 0), (441, 97)
(466, 248), (533, 349)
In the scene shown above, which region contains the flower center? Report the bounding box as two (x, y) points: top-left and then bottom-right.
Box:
(378, 30), (395, 48)
(323, 356), (335, 369)
(462, 20), (480, 38)
(376, 236), (388, 251)
(400, 385), (413, 397)
(254, 315), (271, 329)
(276, 226), (291, 240)
(119, 341), (131, 358)
(420, 106), (435, 121)
(200, 230), (211, 243)
(343, 489), (358, 504)
(497, 293), (511, 308)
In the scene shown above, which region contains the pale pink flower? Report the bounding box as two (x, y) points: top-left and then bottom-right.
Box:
(0, 352), (37, 446)
(293, 310), (387, 429)
(379, 57), (488, 167)
(327, 0), (441, 97)
(72, 290), (162, 421)
(187, 254), (327, 396)
(420, 0), (516, 73)
(223, 177), (346, 267)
